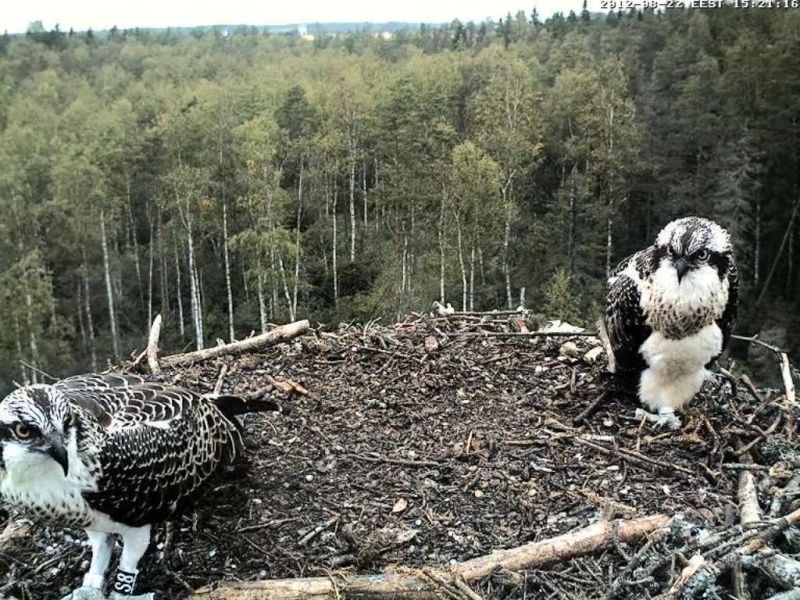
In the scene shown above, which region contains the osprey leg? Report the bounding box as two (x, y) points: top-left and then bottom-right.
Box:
(109, 524), (155, 600)
(60, 530), (114, 600)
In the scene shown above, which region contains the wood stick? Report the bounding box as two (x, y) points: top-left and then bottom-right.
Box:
(147, 314), (162, 374)
(573, 391), (608, 425)
(298, 517), (338, 546)
(452, 576), (484, 600)
(452, 513), (670, 581)
(450, 310), (528, 317)
(779, 351), (796, 405)
(732, 333), (797, 408)
(736, 412), (782, 456)
(662, 553), (706, 599)
(738, 470), (761, 525)
(453, 331), (598, 338)
(213, 364), (228, 396)
(731, 334), (787, 354)
(190, 514), (670, 599)
(191, 573), (439, 600)
(160, 320), (310, 369)
(572, 438), (694, 476)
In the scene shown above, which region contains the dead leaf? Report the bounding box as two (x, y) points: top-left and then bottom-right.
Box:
(392, 498), (408, 513)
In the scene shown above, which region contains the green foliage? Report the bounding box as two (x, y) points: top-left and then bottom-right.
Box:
(542, 267), (581, 325)
(0, 8), (799, 379)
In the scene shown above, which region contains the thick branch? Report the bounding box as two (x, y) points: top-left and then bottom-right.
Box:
(160, 320), (310, 369)
(147, 314), (162, 374)
(452, 513), (669, 580)
(190, 514), (669, 599)
(738, 470), (761, 525)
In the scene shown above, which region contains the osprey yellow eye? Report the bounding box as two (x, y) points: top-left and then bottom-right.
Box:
(14, 424), (30, 439)
(696, 249), (710, 261)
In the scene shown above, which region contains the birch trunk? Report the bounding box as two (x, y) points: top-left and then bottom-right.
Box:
(100, 210), (120, 361)
(13, 315), (30, 386)
(223, 201), (235, 342)
(292, 162), (303, 320)
(126, 178), (143, 307)
(469, 244), (476, 312)
(82, 254), (97, 371)
(362, 160), (368, 227)
(269, 246), (278, 320)
(605, 202), (614, 279)
(408, 207), (415, 295)
(374, 158), (380, 232)
(456, 217), (468, 311)
(401, 232), (408, 301)
(147, 207), (155, 329)
(76, 280), (87, 350)
(332, 188), (339, 308)
(242, 259), (250, 305)
(174, 237), (185, 339)
(569, 173), (578, 277)
(349, 155), (356, 263)
(187, 225), (204, 351)
(257, 273), (267, 333)
(438, 189), (446, 304)
(503, 215), (512, 309)
(24, 289), (40, 380)
(278, 253), (295, 321)
(500, 175), (515, 309)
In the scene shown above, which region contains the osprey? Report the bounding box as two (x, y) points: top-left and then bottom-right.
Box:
(602, 217), (738, 428)
(0, 373), (282, 600)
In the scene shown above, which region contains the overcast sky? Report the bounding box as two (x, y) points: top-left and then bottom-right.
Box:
(2, 0), (600, 35)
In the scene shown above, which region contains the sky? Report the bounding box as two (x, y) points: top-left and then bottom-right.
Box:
(2, 0), (600, 35)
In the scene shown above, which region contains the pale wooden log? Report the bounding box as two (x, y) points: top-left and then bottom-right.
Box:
(738, 470), (761, 525)
(452, 513), (669, 581)
(147, 314), (162, 374)
(190, 514), (670, 599)
(779, 352), (796, 405)
(160, 320), (310, 369)
(191, 573), (437, 600)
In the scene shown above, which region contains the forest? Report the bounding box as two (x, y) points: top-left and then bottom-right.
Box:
(0, 5), (798, 390)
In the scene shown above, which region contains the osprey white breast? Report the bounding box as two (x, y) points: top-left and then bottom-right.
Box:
(603, 216), (738, 428)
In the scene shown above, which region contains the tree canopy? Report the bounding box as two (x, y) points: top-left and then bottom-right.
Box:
(1, 7), (798, 390)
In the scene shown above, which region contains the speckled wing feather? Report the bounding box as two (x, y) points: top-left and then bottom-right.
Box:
(54, 374), (243, 527)
(605, 249), (654, 374)
(712, 255), (738, 365)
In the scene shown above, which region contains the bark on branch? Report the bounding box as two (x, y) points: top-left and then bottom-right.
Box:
(190, 513), (670, 599)
(147, 314), (162, 374)
(160, 320), (310, 369)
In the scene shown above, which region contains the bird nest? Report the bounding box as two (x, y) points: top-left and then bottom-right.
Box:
(1, 313), (799, 600)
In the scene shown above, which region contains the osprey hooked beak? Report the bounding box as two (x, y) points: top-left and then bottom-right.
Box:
(46, 433), (69, 476)
(675, 257), (690, 282)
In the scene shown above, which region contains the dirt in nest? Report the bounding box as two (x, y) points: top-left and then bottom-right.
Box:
(0, 314), (798, 600)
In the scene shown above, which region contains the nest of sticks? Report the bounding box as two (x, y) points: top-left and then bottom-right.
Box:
(0, 311), (798, 600)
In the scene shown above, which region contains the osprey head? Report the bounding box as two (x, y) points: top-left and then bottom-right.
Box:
(0, 386), (77, 476)
(655, 217), (733, 284)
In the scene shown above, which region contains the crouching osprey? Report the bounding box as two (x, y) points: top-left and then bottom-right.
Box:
(602, 217), (738, 429)
(0, 373), (283, 600)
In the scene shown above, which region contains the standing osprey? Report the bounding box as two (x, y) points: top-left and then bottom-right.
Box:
(0, 373), (282, 600)
(602, 217), (738, 428)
